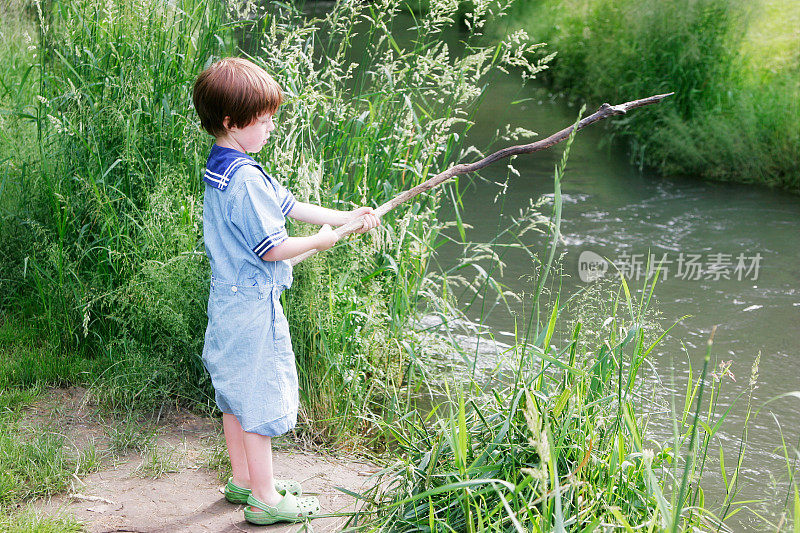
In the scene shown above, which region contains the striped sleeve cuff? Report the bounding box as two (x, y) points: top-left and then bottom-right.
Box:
(253, 227), (288, 256)
(280, 194), (296, 216)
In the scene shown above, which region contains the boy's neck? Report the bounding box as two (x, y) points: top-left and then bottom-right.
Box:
(215, 136), (247, 154)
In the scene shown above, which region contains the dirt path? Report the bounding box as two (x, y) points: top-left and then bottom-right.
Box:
(30, 388), (380, 532)
(41, 451), (376, 532)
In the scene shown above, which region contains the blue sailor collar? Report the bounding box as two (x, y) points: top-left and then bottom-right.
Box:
(203, 144), (265, 191)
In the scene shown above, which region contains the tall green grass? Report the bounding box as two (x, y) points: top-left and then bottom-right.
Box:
(0, 0), (549, 434)
(351, 129), (759, 531)
(498, 0), (800, 191)
(250, 0), (550, 439)
(1, 0), (231, 404)
(0, 0), (781, 529)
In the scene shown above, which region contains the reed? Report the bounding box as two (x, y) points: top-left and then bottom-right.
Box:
(351, 134), (753, 531)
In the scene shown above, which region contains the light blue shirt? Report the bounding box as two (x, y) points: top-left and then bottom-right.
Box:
(202, 144), (296, 289)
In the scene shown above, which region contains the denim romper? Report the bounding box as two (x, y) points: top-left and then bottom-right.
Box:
(201, 144), (298, 436)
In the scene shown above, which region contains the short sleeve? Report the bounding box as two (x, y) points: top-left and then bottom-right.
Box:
(271, 175), (296, 217)
(232, 175), (290, 256)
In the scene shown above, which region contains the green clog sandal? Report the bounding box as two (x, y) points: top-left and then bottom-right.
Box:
(243, 491), (321, 525)
(224, 477), (302, 504)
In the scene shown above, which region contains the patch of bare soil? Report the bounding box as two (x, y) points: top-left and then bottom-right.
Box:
(29, 388), (380, 532)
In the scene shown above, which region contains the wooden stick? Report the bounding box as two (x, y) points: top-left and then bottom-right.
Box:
(290, 92), (673, 266)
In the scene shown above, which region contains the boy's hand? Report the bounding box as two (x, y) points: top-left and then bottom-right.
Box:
(315, 224), (339, 251)
(350, 207), (381, 234)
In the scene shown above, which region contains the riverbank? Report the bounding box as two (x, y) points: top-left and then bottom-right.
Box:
(0, 0), (792, 530)
(435, 63), (800, 530)
(3, 387), (376, 531)
(497, 0), (800, 192)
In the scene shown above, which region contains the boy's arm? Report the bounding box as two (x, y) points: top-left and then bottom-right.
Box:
(288, 202), (348, 226)
(289, 202), (380, 233)
(261, 202), (381, 261)
(260, 224), (339, 262)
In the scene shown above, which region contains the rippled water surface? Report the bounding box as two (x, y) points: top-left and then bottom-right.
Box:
(297, 5), (800, 526)
(434, 74), (800, 530)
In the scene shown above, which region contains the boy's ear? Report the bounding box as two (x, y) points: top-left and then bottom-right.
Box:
(223, 116), (234, 131)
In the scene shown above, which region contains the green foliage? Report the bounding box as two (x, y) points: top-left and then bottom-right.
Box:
(0, 320), (88, 388)
(0, 386), (85, 525)
(76, 440), (102, 475)
(201, 433), (232, 483)
(0, 0), (550, 434)
(0, 508), (82, 533)
(247, 0), (549, 438)
(0, 424), (73, 504)
(1, 0), (224, 408)
(353, 130), (754, 531)
(502, 0), (800, 191)
(0, 388), (93, 516)
(104, 412), (155, 455)
(0, 388), (40, 420)
(0, 1), (774, 528)
(133, 443), (181, 478)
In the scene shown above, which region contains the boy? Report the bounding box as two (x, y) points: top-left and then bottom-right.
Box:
(193, 57), (380, 525)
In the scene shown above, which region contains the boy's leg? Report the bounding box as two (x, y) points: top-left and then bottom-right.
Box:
(243, 431), (282, 508)
(222, 413), (250, 488)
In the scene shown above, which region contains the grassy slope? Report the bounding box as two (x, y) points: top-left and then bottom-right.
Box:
(497, 0), (799, 191)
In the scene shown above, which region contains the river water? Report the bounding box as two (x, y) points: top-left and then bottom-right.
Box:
(295, 4), (799, 528)
(433, 72), (800, 529)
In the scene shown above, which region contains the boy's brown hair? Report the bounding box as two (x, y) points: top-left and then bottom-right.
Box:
(193, 58), (283, 137)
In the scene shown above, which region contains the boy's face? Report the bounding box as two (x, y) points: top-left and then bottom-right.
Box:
(223, 113), (275, 153)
